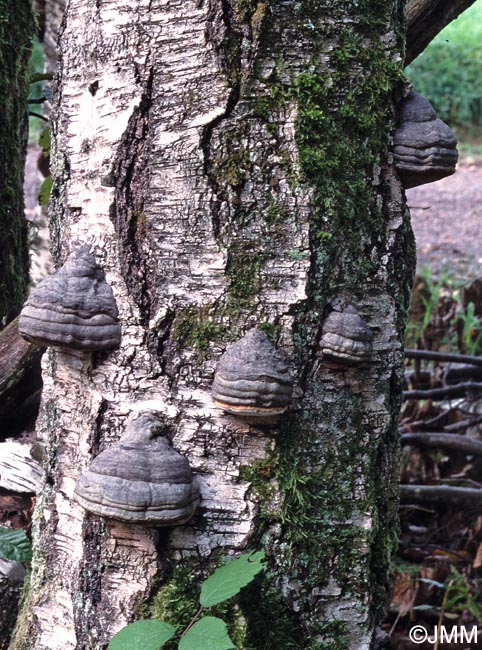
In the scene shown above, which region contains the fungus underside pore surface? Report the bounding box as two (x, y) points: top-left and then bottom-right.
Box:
(149, 1), (414, 649)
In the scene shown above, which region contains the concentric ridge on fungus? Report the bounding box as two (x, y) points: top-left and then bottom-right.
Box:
(74, 413), (200, 525)
(393, 91), (458, 189)
(212, 328), (294, 416)
(319, 300), (373, 367)
(18, 245), (121, 350)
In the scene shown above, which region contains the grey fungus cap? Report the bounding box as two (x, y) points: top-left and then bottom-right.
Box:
(18, 245), (121, 351)
(319, 300), (373, 367)
(74, 413), (200, 525)
(212, 328), (294, 416)
(393, 91), (458, 189)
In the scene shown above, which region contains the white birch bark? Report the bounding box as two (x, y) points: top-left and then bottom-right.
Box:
(12, 2), (415, 649)
(0, 442), (43, 493)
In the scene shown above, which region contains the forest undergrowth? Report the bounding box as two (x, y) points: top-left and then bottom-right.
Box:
(386, 264), (482, 649)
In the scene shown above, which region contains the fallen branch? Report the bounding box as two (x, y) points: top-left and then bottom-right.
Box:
(403, 382), (482, 400)
(405, 349), (482, 367)
(400, 484), (482, 507)
(444, 415), (482, 432)
(0, 318), (43, 421)
(400, 432), (482, 456)
(405, 366), (482, 389)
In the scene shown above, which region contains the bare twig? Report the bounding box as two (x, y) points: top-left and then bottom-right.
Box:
(400, 484), (482, 507)
(28, 111), (49, 122)
(405, 349), (482, 367)
(401, 432), (482, 456)
(444, 415), (482, 432)
(403, 382), (482, 400)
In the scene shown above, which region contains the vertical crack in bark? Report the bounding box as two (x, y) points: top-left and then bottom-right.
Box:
(200, 89), (240, 241)
(201, 0), (242, 241)
(148, 309), (176, 383)
(111, 66), (155, 327)
(74, 518), (105, 647)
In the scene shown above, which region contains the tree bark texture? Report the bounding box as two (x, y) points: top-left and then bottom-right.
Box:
(12, 2), (415, 649)
(0, 317), (42, 427)
(0, 1), (35, 326)
(0, 560), (27, 650)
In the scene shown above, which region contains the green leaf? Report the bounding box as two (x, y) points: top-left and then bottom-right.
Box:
(38, 127), (51, 154)
(200, 551), (265, 608)
(38, 175), (52, 207)
(179, 617), (235, 650)
(0, 526), (32, 563)
(108, 620), (175, 650)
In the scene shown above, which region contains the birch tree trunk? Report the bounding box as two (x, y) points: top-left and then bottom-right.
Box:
(0, 1), (35, 326)
(12, 1), (415, 649)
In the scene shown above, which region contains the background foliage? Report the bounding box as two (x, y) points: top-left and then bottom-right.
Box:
(406, 0), (482, 136)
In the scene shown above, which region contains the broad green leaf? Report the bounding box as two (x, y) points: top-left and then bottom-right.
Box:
(179, 616), (234, 650)
(200, 551), (265, 608)
(38, 175), (52, 207)
(108, 620), (175, 650)
(0, 526), (32, 563)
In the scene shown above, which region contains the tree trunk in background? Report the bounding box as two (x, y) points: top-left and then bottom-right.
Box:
(0, 1), (35, 326)
(42, 0), (65, 73)
(12, 2), (415, 649)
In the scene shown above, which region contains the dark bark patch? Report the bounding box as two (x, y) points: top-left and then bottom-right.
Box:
(111, 68), (155, 325)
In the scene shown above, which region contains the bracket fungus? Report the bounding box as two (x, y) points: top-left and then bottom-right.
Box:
(74, 413), (200, 525)
(212, 328), (294, 417)
(393, 91), (458, 189)
(319, 299), (373, 367)
(18, 245), (121, 350)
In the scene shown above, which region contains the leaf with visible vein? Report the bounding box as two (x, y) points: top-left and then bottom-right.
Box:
(0, 526), (32, 563)
(179, 616), (235, 650)
(200, 551), (265, 608)
(108, 620), (175, 650)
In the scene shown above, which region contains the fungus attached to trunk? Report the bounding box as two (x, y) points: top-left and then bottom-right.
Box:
(393, 90), (458, 189)
(74, 413), (200, 525)
(319, 298), (373, 367)
(212, 328), (294, 417)
(18, 245), (121, 350)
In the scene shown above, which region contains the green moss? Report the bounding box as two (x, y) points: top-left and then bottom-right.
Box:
(172, 305), (228, 359)
(234, 5), (410, 645)
(239, 578), (308, 649)
(264, 198), (291, 227)
(292, 38), (404, 299)
(225, 241), (266, 308)
(314, 620), (351, 650)
(197, 1), (412, 647)
(147, 561), (247, 650)
(214, 128), (251, 194)
(238, 458), (277, 516)
(256, 322), (280, 342)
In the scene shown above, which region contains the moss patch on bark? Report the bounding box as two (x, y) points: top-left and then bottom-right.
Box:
(209, 1), (414, 647)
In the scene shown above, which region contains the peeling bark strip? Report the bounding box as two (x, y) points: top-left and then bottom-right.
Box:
(13, 2), (414, 649)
